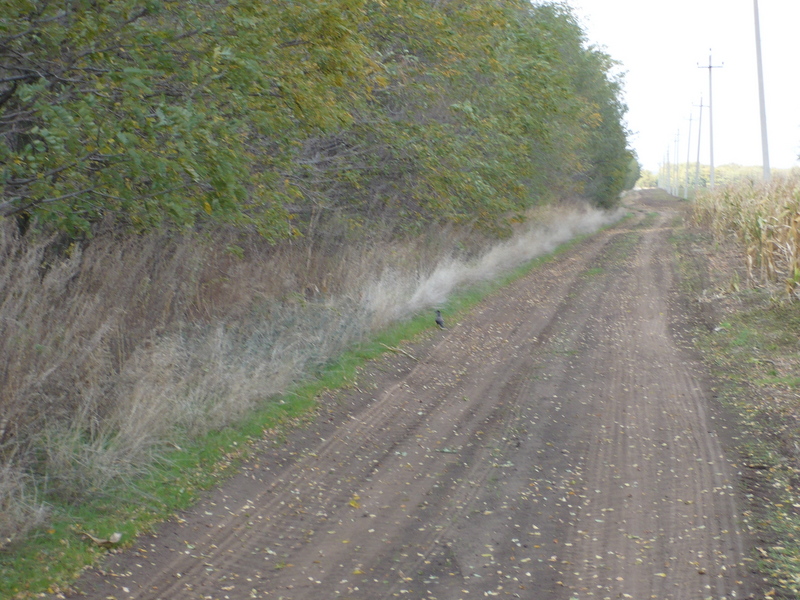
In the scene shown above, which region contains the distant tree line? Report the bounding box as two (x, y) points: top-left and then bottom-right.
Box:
(1, 0), (638, 239)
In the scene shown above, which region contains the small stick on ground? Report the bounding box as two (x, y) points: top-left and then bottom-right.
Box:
(380, 343), (418, 362)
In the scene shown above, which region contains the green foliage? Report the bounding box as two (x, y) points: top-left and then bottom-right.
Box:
(624, 155), (642, 190)
(0, 0), (378, 235)
(637, 169), (658, 188)
(1, 0), (634, 237)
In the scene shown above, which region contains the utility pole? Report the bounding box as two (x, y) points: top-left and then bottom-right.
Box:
(699, 51), (723, 189)
(674, 132), (681, 197)
(754, 0), (771, 181)
(694, 96), (705, 189)
(685, 113), (693, 197)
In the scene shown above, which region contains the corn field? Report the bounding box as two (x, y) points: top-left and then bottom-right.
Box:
(693, 174), (800, 298)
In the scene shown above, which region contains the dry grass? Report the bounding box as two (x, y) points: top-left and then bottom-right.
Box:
(693, 174), (800, 297)
(0, 202), (616, 548)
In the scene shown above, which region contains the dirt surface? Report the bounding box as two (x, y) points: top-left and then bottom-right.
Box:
(65, 190), (759, 600)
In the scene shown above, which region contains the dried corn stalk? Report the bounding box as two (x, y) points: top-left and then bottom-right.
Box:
(693, 175), (800, 298)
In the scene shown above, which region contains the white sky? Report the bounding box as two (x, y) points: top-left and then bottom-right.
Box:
(563, 0), (800, 173)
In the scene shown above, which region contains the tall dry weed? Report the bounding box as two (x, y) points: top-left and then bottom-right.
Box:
(0, 202), (617, 546)
(693, 174), (800, 298)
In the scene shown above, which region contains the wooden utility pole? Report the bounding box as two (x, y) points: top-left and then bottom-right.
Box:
(754, 0), (771, 181)
(699, 51), (723, 189)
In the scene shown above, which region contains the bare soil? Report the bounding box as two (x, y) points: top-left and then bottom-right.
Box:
(64, 190), (759, 600)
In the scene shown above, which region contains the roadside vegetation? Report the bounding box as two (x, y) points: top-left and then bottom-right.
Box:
(0, 204), (615, 598)
(1, 1), (636, 594)
(687, 174), (800, 598)
(1, 0), (635, 234)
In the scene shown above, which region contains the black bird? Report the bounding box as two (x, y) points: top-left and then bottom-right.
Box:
(435, 310), (445, 329)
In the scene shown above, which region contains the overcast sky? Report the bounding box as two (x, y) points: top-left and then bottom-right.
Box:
(563, 0), (800, 173)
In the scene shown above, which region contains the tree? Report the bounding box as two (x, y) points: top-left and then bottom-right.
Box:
(1, 0), (634, 237)
(0, 0), (378, 237)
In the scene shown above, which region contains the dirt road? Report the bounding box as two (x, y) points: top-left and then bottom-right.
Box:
(70, 191), (757, 600)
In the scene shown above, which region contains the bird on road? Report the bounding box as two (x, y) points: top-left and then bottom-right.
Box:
(435, 310), (445, 329)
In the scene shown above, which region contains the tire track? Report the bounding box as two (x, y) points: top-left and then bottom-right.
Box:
(566, 209), (751, 599)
